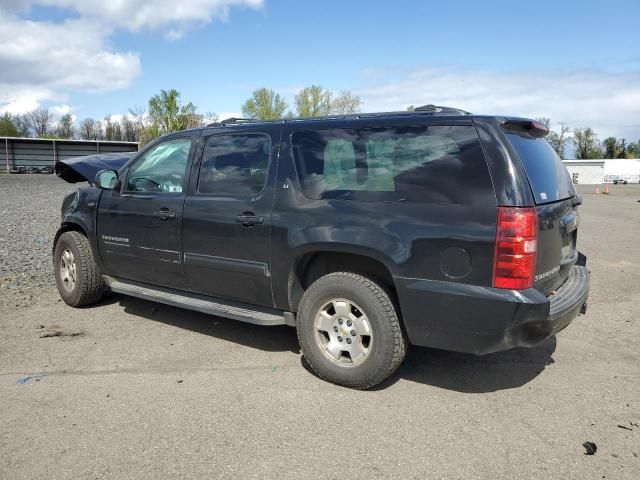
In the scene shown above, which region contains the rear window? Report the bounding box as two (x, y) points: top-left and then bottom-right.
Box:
(506, 133), (575, 204)
(291, 125), (495, 205)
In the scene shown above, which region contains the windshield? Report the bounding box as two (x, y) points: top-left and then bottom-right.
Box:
(506, 133), (575, 204)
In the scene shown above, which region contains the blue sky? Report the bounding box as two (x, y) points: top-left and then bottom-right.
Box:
(1, 0), (639, 138)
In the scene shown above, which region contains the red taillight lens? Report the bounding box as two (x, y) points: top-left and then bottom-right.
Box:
(493, 207), (537, 290)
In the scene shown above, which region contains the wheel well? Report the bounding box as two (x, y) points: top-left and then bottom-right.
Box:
(53, 223), (87, 251)
(289, 251), (396, 312)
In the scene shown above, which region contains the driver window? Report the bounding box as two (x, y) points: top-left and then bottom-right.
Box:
(126, 138), (192, 193)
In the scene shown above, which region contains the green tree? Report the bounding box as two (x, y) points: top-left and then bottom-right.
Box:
(602, 136), (617, 159)
(627, 141), (639, 159)
(616, 138), (627, 159)
(56, 114), (74, 139)
(148, 89), (199, 135)
(295, 85), (332, 117)
(241, 88), (288, 120)
(330, 91), (361, 115)
(0, 112), (21, 136)
(573, 128), (602, 159)
(406, 105), (416, 112)
(139, 123), (161, 147)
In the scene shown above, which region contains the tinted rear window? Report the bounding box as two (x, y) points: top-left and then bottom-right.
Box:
(291, 125), (495, 205)
(506, 133), (575, 204)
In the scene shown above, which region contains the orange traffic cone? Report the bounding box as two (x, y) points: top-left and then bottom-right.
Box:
(603, 184), (609, 194)
(595, 186), (600, 194)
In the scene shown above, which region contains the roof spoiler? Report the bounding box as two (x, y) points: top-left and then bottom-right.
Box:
(501, 119), (549, 138)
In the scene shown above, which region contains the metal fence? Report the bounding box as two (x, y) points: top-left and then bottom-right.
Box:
(1, 137), (138, 173)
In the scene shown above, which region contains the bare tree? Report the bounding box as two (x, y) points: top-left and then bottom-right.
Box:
(202, 111), (219, 125)
(330, 91), (362, 115)
(103, 115), (124, 141)
(27, 109), (53, 137)
(547, 122), (570, 159)
(128, 107), (148, 141)
(79, 118), (100, 140)
(120, 115), (138, 142)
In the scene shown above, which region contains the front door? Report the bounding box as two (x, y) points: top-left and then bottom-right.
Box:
(182, 129), (278, 307)
(97, 136), (195, 289)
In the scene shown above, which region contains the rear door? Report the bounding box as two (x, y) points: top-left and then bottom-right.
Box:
(181, 128), (279, 307)
(505, 130), (579, 294)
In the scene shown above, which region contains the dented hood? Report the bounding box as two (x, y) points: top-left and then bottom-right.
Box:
(55, 152), (136, 184)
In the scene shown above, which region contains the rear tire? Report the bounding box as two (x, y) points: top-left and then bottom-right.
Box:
(297, 272), (406, 389)
(54, 231), (105, 307)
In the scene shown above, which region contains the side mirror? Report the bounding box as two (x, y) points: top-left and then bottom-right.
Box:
(95, 170), (118, 190)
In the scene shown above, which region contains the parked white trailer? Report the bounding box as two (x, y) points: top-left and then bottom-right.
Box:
(603, 159), (640, 184)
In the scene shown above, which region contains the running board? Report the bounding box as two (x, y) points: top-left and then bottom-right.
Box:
(104, 276), (287, 326)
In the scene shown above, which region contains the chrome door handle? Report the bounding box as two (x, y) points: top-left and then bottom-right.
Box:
(235, 213), (264, 226)
(153, 209), (176, 221)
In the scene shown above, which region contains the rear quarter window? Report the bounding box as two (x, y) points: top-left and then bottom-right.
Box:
(506, 133), (575, 204)
(291, 125), (495, 205)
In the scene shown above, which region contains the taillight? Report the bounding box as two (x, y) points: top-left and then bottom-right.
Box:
(493, 207), (537, 289)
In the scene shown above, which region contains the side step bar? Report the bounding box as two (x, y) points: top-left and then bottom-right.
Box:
(104, 276), (288, 326)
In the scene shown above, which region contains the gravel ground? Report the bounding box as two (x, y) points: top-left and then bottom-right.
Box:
(1, 176), (639, 479)
(0, 174), (79, 308)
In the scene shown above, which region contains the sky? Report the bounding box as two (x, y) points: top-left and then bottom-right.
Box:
(1, 0), (639, 139)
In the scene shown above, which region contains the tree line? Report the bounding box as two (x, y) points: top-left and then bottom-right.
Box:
(2, 87), (638, 159)
(533, 118), (638, 160)
(0, 86), (361, 146)
(0, 89), (214, 145)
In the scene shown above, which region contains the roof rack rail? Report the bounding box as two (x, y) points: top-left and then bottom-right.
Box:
(203, 106), (470, 128)
(414, 105), (471, 115)
(206, 117), (256, 127)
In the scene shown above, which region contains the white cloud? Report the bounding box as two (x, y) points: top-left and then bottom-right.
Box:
(23, 0), (263, 33)
(0, 0), (261, 113)
(0, 15), (140, 113)
(51, 104), (72, 116)
(357, 67), (640, 139)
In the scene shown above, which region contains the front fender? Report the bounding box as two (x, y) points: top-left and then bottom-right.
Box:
(53, 187), (102, 269)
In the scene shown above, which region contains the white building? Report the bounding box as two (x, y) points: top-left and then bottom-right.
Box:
(563, 159), (640, 184)
(563, 160), (605, 185)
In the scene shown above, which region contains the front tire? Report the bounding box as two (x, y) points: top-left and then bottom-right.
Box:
(297, 272), (406, 389)
(54, 231), (105, 307)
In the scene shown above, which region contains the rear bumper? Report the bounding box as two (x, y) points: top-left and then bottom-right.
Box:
(395, 259), (590, 355)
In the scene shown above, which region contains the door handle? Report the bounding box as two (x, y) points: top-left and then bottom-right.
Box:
(235, 213), (264, 227)
(153, 208), (177, 221)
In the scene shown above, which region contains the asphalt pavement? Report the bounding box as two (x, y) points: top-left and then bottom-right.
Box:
(1, 177), (639, 479)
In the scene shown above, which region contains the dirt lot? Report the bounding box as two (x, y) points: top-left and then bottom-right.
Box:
(1, 176), (639, 479)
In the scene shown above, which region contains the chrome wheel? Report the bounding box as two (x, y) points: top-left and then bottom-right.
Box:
(315, 298), (373, 367)
(59, 249), (77, 291)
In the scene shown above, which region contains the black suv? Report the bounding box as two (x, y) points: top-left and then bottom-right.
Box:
(53, 106), (590, 389)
